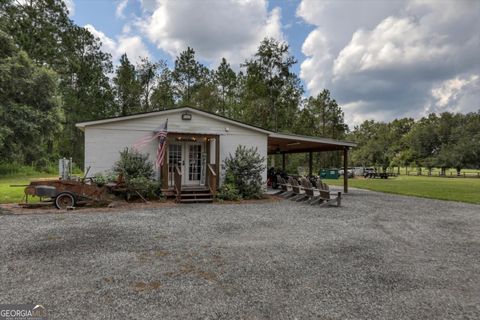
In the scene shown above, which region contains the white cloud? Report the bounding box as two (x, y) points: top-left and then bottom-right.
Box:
(116, 0), (128, 19)
(85, 24), (150, 65)
(64, 0), (75, 16)
(297, 0), (480, 126)
(428, 74), (480, 114)
(138, 0), (284, 66)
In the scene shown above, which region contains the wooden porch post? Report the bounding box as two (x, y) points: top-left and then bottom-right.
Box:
(282, 153), (286, 171)
(308, 151), (313, 178)
(161, 141), (169, 189)
(215, 136), (220, 187)
(206, 138), (211, 165)
(343, 147), (349, 194)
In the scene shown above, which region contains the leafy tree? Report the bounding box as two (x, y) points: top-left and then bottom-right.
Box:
(403, 114), (440, 174)
(2, 0), (115, 165)
(0, 31), (62, 164)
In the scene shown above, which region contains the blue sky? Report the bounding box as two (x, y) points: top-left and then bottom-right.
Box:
(68, 0), (480, 125)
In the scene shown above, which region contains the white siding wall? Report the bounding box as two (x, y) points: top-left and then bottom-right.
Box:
(83, 110), (268, 184)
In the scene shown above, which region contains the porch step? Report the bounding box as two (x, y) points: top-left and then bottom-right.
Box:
(178, 188), (214, 203)
(179, 198), (214, 203)
(180, 193), (213, 198)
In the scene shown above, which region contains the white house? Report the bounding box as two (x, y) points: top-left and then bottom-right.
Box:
(76, 107), (355, 198)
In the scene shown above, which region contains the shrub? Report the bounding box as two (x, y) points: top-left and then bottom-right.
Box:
(224, 145), (265, 199)
(93, 171), (117, 187)
(113, 148), (154, 181)
(217, 183), (241, 201)
(126, 176), (162, 200)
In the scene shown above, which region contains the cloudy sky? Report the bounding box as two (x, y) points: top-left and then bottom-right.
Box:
(70, 0), (480, 126)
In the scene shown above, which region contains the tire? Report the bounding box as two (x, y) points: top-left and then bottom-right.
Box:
(55, 192), (76, 209)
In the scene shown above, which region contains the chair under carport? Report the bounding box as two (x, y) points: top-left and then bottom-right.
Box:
(267, 132), (356, 193)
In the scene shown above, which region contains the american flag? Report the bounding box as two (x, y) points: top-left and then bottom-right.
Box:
(132, 119), (168, 168)
(155, 120), (168, 168)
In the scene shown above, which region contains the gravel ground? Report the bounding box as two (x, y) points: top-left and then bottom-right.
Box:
(0, 189), (479, 319)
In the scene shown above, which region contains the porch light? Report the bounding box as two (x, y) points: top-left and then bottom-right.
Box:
(181, 112), (192, 120)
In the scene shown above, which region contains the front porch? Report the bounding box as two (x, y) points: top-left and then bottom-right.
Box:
(160, 133), (220, 202)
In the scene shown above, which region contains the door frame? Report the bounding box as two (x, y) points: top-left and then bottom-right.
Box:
(184, 141), (205, 186)
(167, 140), (206, 187)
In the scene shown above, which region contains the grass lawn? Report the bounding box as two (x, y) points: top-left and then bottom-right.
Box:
(0, 174), (57, 204)
(328, 175), (480, 204)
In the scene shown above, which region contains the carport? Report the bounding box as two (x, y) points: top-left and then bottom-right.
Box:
(267, 132), (356, 193)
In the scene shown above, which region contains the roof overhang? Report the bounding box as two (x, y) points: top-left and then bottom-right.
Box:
(75, 107), (271, 135)
(268, 132), (356, 154)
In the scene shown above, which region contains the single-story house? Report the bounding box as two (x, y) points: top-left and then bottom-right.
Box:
(76, 107), (356, 199)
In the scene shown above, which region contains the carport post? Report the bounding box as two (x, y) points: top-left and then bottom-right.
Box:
(308, 151), (313, 178)
(343, 147), (349, 194)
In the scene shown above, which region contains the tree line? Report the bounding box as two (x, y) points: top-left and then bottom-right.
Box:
(0, 0), (478, 175)
(0, 0), (346, 170)
(349, 112), (480, 174)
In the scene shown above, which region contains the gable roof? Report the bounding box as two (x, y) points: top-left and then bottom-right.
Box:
(75, 106), (271, 135)
(75, 106), (356, 149)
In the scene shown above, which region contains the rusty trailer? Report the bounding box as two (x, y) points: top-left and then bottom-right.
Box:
(23, 179), (108, 209)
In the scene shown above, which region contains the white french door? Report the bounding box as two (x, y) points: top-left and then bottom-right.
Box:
(167, 141), (205, 187)
(168, 143), (183, 187)
(185, 142), (203, 186)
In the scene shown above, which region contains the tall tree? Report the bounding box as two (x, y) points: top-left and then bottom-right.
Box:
(2, 0), (115, 164)
(150, 60), (175, 110)
(136, 57), (160, 112)
(242, 38), (302, 131)
(215, 58), (237, 116)
(113, 54), (142, 116)
(173, 47), (201, 105)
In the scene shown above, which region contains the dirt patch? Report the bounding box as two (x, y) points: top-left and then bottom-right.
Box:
(131, 280), (162, 293)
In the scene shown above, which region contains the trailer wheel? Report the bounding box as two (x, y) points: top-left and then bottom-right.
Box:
(55, 192), (76, 209)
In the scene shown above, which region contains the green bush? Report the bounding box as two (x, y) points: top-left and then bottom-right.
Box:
(125, 177), (162, 200)
(224, 145), (265, 199)
(112, 148), (163, 201)
(217, 183), (241, 201)
(113, 148), (154, 181)
(93, 171), (117, 186)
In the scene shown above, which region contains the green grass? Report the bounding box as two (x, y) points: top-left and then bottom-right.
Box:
(0, 174), (58, 204)
(327, 175), (480, 204)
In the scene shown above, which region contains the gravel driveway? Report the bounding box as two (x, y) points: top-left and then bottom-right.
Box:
(0, 189), (479, 319)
